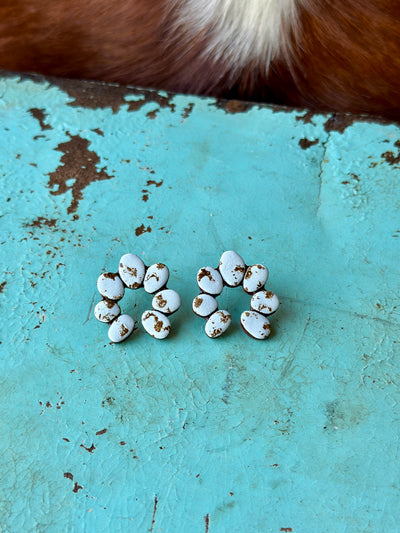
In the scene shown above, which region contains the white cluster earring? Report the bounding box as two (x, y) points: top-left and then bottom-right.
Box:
(192, 251), (279, 339)
(95, 253), (181, 342)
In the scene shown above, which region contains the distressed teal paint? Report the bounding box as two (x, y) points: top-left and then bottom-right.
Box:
(0, 73), (399, 532)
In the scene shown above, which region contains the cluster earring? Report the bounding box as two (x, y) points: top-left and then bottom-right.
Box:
(95, 253), (181, 342)
(192, 251), (279, 339)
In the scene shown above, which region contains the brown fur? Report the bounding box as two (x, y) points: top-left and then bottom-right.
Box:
(264, 0), (400, 119)
(0, 0), (399, 119)
(0, 1), (230, 93)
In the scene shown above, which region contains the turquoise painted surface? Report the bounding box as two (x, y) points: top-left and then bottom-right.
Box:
(0, 74), (399, 532)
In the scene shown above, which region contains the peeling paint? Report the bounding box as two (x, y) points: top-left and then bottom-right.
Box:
(48, 134), (113, 214)
(135, 224), (152, 236)
(381, 140), (400, 165)
(299, 138), (319, 149)
(23, 217), (57, 229)
(323, 112), (394, 133)
(212, 98), (253, 114)
(51, 76), (176, 115)
(29, 108), (52, 131)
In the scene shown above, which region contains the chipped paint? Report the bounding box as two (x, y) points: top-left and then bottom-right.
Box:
(299, 137), (319, 149)
(381, 140), (400, 165)
(48, 134), (113, 214)
(0, 72), (400, 532)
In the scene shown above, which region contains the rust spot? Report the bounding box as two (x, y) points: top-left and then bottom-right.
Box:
(49, 76), (176, 115)
(120, 324), (129, 336)
(155, 294), (167, 308)
(120, 441), (126, 445)
(220, 313), (230, 324)
(299, 138), (319, 149)
(156, 263), (165, 269)
(48, 134), (113, 214)
(80, 443), (96, 453)
(204, 513), (210, 533)
(0, 282), (6, 293)
(382, 140), (400, 165)
(95, 428), (107, 436)
(182, 103), (194, 119)
(92, 128), (104, 136)
(265, 291), (274, 298)
(263, 323), (271, 331)
(153, 316), (163, 333)
(135, 224), (152, 236)
(210, 328), (222, 338)
(324, 114), (357, 133)
(198, 268), (213, 282)
(245, 269), (252, 279)
(58, 80), (130, 112)
(29, 108), (52, 131)
(295, 110), (316, 125)
(146, 179), (163, 188)
(24, 217), (57, 229)
(142, 194), (149, 202)
(63, 472), (73, 480)
(62, 438), (70, 442)
(72, 482), (83, 493)
(120, 263), (137, 277)
(214, 99), (251, 114)
(194, 297), (203, 308)
(280, 529), (293, 532)
(103, 272), (118, 280)
(322, 112), (392, 134)
(127, 92), (176, 115)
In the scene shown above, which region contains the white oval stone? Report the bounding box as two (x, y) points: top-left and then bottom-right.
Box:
(94, 300), (121, 323)
(218, 250), (245, 287)
(243, 264), (269, 293)
(141, 310), (171, 339)
(197, 267), (223, 295)
(118, 253), (146, 289)
(143, 263), (169, 293)
(152, 289), (181, 314)
(97, 273), (125, 301)
(251, 290), (279, 315)
(108, 314), (135, 342)
(240, 310), (271, 339)
(192, 294), (218, 317)
(205, 310), (231, 338)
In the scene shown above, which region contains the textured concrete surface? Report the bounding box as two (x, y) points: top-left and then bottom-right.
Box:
(0, 73), (399, 532)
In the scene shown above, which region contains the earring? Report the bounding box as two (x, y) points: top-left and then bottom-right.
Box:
(95, 254), (181, 342)
(192, 251), (279, 339)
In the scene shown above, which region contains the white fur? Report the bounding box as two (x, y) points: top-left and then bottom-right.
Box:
(175, 0), (298, 70)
